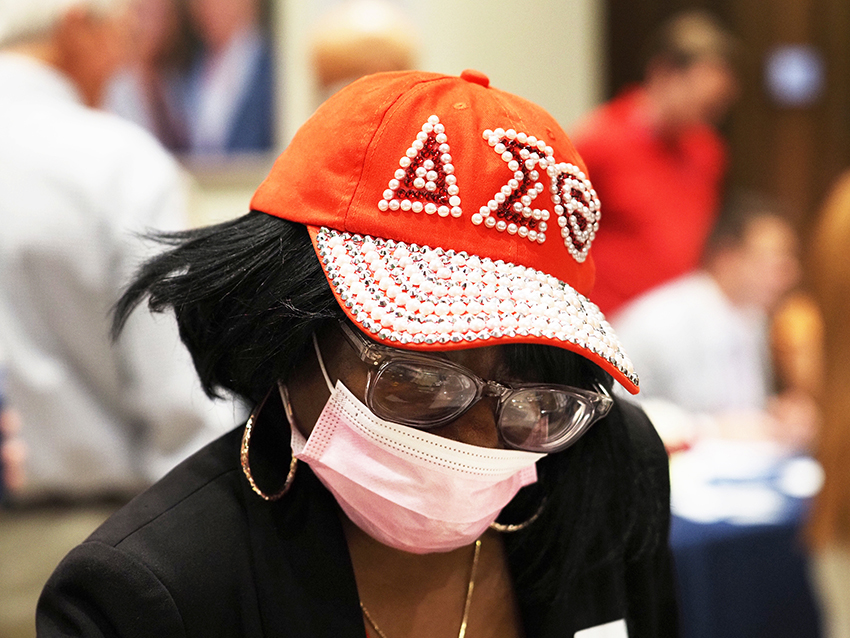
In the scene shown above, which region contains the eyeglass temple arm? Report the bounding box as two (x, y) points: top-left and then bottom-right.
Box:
(592, 383), (615, 412)
(311, 333), (336, 393)
(338, 320), (385, 366)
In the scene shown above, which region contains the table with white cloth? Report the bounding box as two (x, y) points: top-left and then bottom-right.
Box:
(668, 441), (824, 638)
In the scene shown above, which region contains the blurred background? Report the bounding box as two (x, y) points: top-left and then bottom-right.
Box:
(3, 0), (850, 637)
(185, 0), (850, 246)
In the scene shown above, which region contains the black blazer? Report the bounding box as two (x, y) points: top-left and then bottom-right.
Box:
(37, 400), (677, 637)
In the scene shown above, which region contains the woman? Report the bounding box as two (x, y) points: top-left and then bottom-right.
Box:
(37, 70), (676, 637)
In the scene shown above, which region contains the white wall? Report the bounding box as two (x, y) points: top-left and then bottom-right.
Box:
(278, 0), (605, 144)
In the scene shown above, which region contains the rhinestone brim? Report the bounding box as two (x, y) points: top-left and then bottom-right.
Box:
(314, 227), (639, 391)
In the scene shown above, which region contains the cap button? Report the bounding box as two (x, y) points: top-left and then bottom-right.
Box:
(460, 69), (490, 88)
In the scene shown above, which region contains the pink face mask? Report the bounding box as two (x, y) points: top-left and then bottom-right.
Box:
(282, 381), (544, 554)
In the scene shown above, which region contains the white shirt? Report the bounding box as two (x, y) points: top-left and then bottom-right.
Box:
(612, 272), (772, 441)
(0, 53), (239, 500)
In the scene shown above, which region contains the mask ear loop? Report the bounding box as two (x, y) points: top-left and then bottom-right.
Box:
(312, 332), (335, 393)
(240, 388), (299, 502)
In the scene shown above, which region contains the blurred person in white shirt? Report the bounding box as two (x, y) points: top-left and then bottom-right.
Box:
(612, 192), (815, 453)
(0, 0), (239, 505)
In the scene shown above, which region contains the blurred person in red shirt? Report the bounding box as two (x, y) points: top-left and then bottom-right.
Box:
(573, 10), (740, 315)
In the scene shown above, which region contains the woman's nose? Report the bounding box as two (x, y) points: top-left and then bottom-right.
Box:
(428, 397), (503, 449)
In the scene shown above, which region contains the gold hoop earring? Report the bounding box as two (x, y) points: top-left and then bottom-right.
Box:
(240, 388), (298, 501)
(489, 499), (547, 533)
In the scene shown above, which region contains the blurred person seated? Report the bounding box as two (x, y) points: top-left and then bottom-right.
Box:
(573, 10), (740, 315)
(1, 398), (27, 501)
(807, 169), (850, 638)
(1, 344), (26, 501)
(612, 192), (814, 453)
(103, 0), (194, 151)
(0, 0), (239, 505)
(182, 0), (275, 154)
(309, 0), (419, 105)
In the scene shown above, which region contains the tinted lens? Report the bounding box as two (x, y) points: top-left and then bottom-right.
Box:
(369, 361), (479, 426)
(499, 389), (599, 452)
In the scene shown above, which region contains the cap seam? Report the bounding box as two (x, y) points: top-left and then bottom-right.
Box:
(336, 97), (383, 229)
(342, 76), (453, 232)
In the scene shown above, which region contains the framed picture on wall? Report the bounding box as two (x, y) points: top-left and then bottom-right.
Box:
(105, 0), (280, 158)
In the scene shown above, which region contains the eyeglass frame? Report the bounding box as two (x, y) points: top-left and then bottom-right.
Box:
(334, 321), (614, 452)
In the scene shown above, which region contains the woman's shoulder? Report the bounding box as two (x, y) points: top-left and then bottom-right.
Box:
(87, 426), (246, 550)
(38, 427), (257, 635)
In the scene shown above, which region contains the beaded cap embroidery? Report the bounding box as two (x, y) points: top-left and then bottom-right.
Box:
(378, 118), (601, 263)
(379, 115), (462, 218)
(472, 127), (601, 261)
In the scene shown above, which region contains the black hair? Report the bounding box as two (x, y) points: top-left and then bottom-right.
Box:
(113, 211), (665, 612)
(113, 211), (344, 405)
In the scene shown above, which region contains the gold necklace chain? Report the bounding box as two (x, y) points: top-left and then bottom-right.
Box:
(360, 538), (482, 638)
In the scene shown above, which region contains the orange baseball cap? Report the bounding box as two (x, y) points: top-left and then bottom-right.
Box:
(251, 70), (639, 393)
